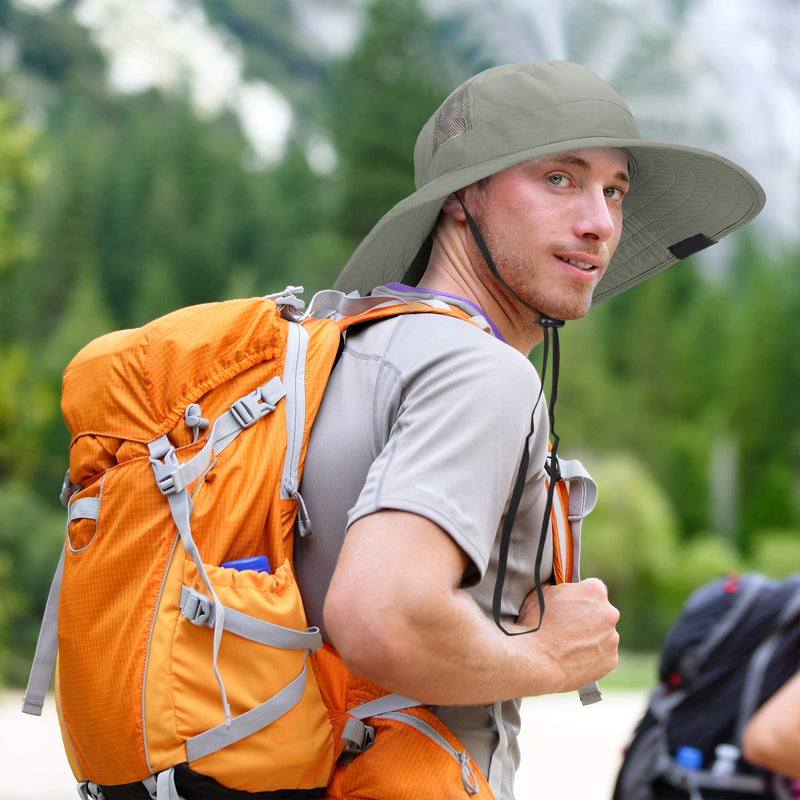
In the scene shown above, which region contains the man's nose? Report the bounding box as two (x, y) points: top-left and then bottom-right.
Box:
(573, 189), (616, 242)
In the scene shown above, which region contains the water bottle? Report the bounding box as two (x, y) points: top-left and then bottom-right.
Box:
(675, 746), (703, 771)
(221, 555), (271, 573)
(710, 743), (740, 776)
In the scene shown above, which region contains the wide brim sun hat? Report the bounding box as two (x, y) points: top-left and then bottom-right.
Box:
(334, 60), (765, 303)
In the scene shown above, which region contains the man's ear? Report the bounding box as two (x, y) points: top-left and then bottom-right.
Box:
(443, 181), (486, 221)
(441, 191), (467, 221)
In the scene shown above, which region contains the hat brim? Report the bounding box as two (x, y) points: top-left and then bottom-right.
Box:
(334, 136), (765, 304)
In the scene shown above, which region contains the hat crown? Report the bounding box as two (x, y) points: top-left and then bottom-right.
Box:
(414, 61), (641, 189)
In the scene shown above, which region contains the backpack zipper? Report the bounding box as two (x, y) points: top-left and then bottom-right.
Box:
(280, 321), (311, 535)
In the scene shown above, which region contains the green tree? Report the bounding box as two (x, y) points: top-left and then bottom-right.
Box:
(326, 0), (456, 247)
(580, 452), (683, 649)
(0, 98), (40, 275)
(0, 92), (46, 482)
(719, 244), (800, 545)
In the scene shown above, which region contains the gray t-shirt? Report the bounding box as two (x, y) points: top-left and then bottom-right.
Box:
(295, 288), (553, 799)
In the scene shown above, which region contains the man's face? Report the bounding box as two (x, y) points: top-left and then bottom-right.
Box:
(466, 147), (630, 321)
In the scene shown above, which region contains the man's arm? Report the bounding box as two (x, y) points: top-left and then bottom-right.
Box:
(324, 509), (619, 705)
(741, 670), (800, 780)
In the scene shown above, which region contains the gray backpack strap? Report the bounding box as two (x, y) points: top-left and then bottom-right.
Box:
(23, 475), (106, 716)
(557, 456), (598, 583)
(21, 545), (66, 715)
(677, 574), (769, 682)
(578, 683), (603, 706)
(179, 586), (322, 651)
(305, 290), (403, 320)
(305, 288), (471, 322)
(279, 321), (312, 536)
(340, 693), (422, 760)
(185, 653), (314, 762)
(551, 457), (602, 705)
(347, 693), (422, 720)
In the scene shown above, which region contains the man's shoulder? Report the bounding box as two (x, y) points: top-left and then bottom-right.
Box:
(349, 309), (539, 389)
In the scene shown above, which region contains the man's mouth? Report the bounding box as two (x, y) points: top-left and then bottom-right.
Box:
(556, 256), (597, 271)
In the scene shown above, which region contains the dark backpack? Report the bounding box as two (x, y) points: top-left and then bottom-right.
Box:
(613, 573), (800, 800)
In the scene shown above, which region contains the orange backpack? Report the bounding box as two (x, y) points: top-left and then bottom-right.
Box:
(22, 287), (595, 800)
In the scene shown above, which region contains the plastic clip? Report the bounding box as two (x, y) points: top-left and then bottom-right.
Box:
(59, 469), (81, 507)
(536, 316), (565, 328)
(545, 452), (562, 482)
(149, 448), (183, 495)
(339, 718), (376, 763)
(180, 587), (213, 626)
(230, 388), (273, 429)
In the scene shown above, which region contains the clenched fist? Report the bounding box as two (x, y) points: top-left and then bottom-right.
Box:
(517, 578), (620, 694)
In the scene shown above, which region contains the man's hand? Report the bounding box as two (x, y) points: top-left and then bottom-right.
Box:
(517, 579), (620, 693)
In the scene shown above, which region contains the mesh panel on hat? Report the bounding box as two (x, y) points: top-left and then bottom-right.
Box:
(433, 86), (470, 152)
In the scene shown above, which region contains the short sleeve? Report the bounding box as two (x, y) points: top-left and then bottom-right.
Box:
(347, 312), (549, 579)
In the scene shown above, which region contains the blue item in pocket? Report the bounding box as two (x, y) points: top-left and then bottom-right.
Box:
(221, 555), (271, 574)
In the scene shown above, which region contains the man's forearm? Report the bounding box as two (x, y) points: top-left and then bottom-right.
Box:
(324, 510), (619, 705)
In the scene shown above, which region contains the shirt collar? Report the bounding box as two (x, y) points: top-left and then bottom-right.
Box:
(378, 282), (506, 343)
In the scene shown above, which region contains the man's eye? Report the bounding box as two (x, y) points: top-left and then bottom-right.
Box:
(548, 174), (568, 187)
(604, 187), (625, 200)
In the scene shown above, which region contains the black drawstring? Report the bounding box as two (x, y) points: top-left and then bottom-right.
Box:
(492, 322), (561, 634)
(527, 322), (561, 632)
(454, 192), (564, 636)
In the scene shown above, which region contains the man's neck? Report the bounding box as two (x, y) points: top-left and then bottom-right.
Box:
(418, 226), (544, 355)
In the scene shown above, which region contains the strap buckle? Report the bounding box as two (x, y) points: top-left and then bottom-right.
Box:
(149, 448), (183, 495)
(180, 587), (214, 627)
(229, 383), (282, 430)
(230, 395), (263, 429)
(59, 469), (82, 507)
(338, 718), (376, 764)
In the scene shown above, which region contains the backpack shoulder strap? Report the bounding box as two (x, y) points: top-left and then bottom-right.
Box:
(545, 452), (601, 705)
(677, 575), (769, 684)
(303, 289), (488, 332)
(547, 452), (597, 585)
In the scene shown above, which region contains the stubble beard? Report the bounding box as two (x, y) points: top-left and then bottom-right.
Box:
(472, 226), (596, 323)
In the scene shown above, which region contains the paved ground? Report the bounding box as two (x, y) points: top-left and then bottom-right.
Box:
(2, 688), (648, 799)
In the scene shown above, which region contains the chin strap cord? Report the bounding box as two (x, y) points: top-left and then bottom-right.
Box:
(454, 192), (565, 635)
(526, 320), (562, 632)
(492, 320), (562, 634)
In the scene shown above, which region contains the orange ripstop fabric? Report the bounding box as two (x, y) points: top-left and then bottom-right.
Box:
(316, 646), (493, 800)
(57, 297), (342, 790)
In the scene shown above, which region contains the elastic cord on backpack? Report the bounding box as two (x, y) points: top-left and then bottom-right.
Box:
(454, 192), (564, 635)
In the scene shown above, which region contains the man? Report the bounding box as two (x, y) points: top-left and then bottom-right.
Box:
(296, 60), (764, 798)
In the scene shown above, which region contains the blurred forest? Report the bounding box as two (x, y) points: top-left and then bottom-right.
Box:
(0, 0), (798, 686)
